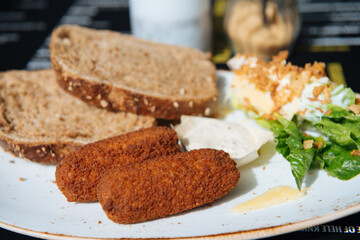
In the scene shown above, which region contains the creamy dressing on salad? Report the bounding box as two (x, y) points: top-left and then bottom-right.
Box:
(275, 74), (291, 92)
(231, 58), (350, 122)
(294, 78), (352, 122)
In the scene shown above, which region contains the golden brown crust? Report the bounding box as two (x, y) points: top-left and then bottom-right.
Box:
(50, 25), (218, 120)
(55, 126), (181, 202)
(97, 149), (240, 224)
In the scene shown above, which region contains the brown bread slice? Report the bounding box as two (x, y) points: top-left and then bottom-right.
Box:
(49, 25), (218, 120)
(0, 69), (156, 164)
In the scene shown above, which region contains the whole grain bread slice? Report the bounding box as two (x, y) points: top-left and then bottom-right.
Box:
(0, 69), (156, 164)
(50, 25), (218, 120)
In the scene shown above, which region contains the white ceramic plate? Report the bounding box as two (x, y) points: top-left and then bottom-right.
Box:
(1, 70), (359, 240)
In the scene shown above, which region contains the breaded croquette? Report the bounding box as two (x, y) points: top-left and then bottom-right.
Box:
(55, 126), (181, 202)
(97, 149), (240, 224)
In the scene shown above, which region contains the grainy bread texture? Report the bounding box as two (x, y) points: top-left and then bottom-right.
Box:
(97, 149), (240, 224)
(55, 126), (181, 202)
(50, 25), (218, 120)
(0, 69), (156, 164)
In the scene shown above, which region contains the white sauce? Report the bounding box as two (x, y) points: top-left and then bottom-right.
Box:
(296, 76), (330, 122)
(175, 115), (271, 167)
(275, 74), (291, 92)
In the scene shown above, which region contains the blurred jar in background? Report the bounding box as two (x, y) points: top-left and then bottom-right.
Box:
(129, 0), (211, 52)
(224, 0), (300, 60)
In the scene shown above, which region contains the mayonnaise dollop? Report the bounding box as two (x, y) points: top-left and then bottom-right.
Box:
(175, 115), (272, 167)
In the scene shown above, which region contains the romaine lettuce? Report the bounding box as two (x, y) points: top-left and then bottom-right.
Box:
(322, 144), (360, 180)
(330, 84), (356, 108)
(260, 117), (315, 189)
(260, 109), (360, 190)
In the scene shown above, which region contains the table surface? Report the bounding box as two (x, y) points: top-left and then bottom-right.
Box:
(0, 0), (360, 239)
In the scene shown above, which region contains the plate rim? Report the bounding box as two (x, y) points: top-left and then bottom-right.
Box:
(1, 199), (359, 240)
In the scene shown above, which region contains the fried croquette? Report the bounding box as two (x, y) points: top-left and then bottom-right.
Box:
(55, 126), (181, 202)
(97, 149), (240, 224)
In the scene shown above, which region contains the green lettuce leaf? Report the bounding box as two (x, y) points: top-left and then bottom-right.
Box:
(330, 84), (356, 108)
(315, 118), (358, 147)
(322, 144), (360, 180)
(315, 104), (360, 148)
(260, 111), (360, 189)
(321, 104), (355, 120)
(261, 117), (315, 190)
(300, 104), (360, 181)
(343, 119), (360, 144)
(310, 136), (327, 169)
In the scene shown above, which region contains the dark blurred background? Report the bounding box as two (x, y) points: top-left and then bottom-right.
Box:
(0, 0), (359, 92)
(0, 0), (360, 239)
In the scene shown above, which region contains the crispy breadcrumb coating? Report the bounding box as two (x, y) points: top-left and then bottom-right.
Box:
(97, 149), (240, 224)
(55, 126), (180, 202)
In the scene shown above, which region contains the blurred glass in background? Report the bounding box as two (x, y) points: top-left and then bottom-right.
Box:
(129, 0), (212, 52)
(224, 0), (300, 60)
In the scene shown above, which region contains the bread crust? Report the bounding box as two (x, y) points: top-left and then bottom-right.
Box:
(51, 60), (114, 110)
(50, 25), (218, 120)
(0, 137), (81, 164)
(53, 61), (217, 119)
